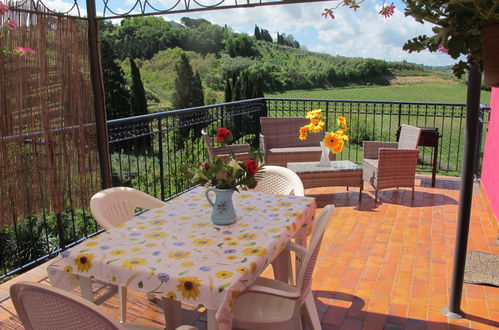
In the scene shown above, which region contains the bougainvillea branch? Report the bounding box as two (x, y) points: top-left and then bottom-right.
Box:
(323, 0), (395, 20)
(0, 1), (36, 56)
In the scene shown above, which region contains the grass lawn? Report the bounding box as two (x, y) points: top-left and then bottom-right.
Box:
(266, 80), (492, 106)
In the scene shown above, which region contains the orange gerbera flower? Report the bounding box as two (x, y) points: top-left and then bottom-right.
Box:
(337, 116), (348, 131)
(335, 130), (349, 142)
(324, 132), (345, 154)
(299, 125), (309, 140)
(331, 140), (345, 154)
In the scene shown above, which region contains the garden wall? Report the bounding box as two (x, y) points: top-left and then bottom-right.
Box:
(481, 87), (499, 226)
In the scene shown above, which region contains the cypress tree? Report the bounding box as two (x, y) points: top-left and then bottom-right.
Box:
(100, 39), (131, 120)
(224, 77), (232, 102)
(254, 25), (261, 40)
(129, 58), (148, 117)
(129, 58), (151, 149)
(171, 53), (206, 149)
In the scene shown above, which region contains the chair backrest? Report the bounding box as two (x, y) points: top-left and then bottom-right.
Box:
(398, 124), (422, 150)
(296, 205), (334, 299)
(90, 187), (165, 229)
(260, 117), (325, 149)
(201, 129), (215, 162)
(252, 166), (305, 196)
(10, 281), (124, 330)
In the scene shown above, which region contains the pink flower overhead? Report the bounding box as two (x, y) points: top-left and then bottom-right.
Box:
(322, 8), (335, 20)
(379, 2), (395, 18)
(4, 20), (17, 30)
(0, 3), (8, 16)
(437, 45), (448, 54)
(14, 47), (36, 56)
(322, 1), (396, 20)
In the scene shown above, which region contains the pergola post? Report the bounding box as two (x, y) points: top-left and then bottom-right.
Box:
(443, 63), (482, 319)
(86, 0), (112, 188)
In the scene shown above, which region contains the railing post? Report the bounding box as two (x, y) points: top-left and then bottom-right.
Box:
(325, 101), (330, 130)
(397, 103), (402, 128)
(157, 118), (165, 201)
(474, 106), (485, 180)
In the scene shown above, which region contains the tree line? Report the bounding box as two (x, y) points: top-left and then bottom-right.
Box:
(99, 16), (437, 119)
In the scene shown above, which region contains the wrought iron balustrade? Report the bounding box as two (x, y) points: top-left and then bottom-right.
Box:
(0, 97), (491, 282)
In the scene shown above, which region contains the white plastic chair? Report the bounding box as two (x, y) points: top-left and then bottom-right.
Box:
(252, 165), (305, 196)
(90, 187), (166, 230)
(251, 166), (305, 283)
(90, 187), (166, 322)
(232, 205), (334, 330)
(10, 281), (197, 330)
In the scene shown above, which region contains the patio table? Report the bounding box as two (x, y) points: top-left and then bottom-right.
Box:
(47, 186), (316, 330)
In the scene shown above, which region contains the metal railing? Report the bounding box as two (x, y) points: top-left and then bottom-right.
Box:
(0, 97), (491, 282)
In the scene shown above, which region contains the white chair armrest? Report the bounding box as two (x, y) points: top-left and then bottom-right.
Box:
(242, 284), (301, 299)
(284, 241), (307, 256)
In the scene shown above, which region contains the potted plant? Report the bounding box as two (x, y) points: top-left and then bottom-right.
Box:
(189, 146), (263, 225)
(323, 1), (499, 86)
(402, 0), (499, 87)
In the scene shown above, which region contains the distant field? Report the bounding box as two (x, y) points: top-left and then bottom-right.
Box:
(266, 81), (492, 106)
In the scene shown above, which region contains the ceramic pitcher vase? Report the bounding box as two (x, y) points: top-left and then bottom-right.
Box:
(205, 188), (237, 225)
(319, 141), (331, 167)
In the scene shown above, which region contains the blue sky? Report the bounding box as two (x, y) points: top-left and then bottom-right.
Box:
(43, 0), (457, 66)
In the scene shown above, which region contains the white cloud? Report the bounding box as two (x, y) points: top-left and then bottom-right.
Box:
(39, 0), (82, 16)
(34, 1), (458, 66)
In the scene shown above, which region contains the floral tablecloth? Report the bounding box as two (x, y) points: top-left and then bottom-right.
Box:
(47, 187), (316, 329)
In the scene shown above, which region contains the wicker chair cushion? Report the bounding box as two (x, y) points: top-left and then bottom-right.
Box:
(398, 125), (422, 150)
(269, 146), (322, 153)
(363, 158), (379, 169)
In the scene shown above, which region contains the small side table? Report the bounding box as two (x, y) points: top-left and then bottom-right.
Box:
(287, 160), (363, 201)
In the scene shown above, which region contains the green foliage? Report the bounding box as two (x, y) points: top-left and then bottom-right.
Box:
(172, 53), (206, 148)
(0, 217), (57, 270)
(402, 0), (499, 78)
(100, 38), (132, 119)
(137, 48), (217, 103)
(276, 33), (300, 48)
(179, 19), (225, 55)
(224, 33), (259, 58)
(130, 58), (148, 117)
(100, 17), (181, 60)
(189, 155), (260, 190)
(224, 69), (265, 145)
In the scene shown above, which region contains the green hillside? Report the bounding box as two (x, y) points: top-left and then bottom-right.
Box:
(267, 81), (492, 105)
(101, 17), (463, 110)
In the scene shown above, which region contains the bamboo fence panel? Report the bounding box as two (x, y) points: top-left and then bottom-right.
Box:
(0, 5), (100, 229)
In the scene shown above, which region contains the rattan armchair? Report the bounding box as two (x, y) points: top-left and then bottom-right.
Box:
(363, 124), (422, 202)
(260, 117), (334, 166)
(201, 129), (251, 162)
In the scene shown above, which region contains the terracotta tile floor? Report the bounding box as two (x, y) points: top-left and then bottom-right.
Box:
(1, 175), (498, 329)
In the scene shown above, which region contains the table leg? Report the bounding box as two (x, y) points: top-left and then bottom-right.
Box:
(79, 276), (93, 301)
(272, 249), (291, 283)
(161, 297), (182, 330)
(119, 286), (127, 323)
(359, 179), (363, 201)
(432, 141), (438, 187)
(207, 309), (219, 330)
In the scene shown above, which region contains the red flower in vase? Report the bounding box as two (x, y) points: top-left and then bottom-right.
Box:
(216, 127), (233, 145)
